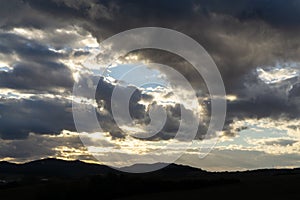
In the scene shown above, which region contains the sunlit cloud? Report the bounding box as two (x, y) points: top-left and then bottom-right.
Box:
(1, 0), (300, 172)
(257, 62), (300, 85)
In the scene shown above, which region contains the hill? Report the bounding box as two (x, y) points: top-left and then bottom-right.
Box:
(0, 159), (300, 199)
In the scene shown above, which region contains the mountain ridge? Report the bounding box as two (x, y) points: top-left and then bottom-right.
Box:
(0, 158), (209, 178)
(1, 158), (300, 176)
(1, 158), (300, 199)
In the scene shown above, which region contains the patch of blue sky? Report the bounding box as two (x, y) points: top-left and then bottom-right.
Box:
(218, 125), (289, 148)
(101, 63), (167, 89)
(0, 66), (12, 72)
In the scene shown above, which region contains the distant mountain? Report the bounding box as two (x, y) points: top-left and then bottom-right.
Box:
(1, 158), (300, 178)
(0, 158), (207, 178)
(0, 158), (114, 177)
(121, 162), (207, 175)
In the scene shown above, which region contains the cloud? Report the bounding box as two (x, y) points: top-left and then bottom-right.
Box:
(0, 61), (73, 92)
(7, 0), (297, 86)
(0, 0), (300, 169)
(0, 131), (93, 163)
(195, 0), (300, 28)
(0, 0), (299, 130)
(76, 74), (206, 140)
(1, 0), (298, 105)
(0, 24), (101, 93)
(252, 138), (298, 147)
(0, 31), (76, 93)
(216, 117), (300, 156)
(0, 97), (75, 139)
(177, 149), (300, 172)
(227, 69), (300, 119)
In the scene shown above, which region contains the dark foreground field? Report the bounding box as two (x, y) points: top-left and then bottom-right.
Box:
(0, 159), (300, 199)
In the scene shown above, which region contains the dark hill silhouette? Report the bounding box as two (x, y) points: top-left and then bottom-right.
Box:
(0, 158), (208, 178)
(0, 158), (114, 177)
(2, 158), (300, 177)
(1, 159), (300, 199)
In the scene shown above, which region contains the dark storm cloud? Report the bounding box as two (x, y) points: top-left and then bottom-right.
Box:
(0, 33), (61, 59)
(0, 98), (75, 139)
(195, 0), (300, 28)
(73, 50), (90, 57)
(227, 96), (296, 119)
(289, 83), (300, 98)
(1, 0), (300, 139)
(145, 103), (209, 141)
(0, 33), (73, 92)
(77, 75), (204, 140)
(3, 0), (298, 89)
(0, 0), (88, 30)
(84, 0), (300, 90)
(74, 75), (148, 138)
(227, 71), (300, 119)
(0, 132), (88, 162)
(95, 78), (148, 119)
(0, 61), (73, 92)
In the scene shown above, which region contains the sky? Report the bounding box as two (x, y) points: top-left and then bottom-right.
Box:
(1, 0), (300, 171)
